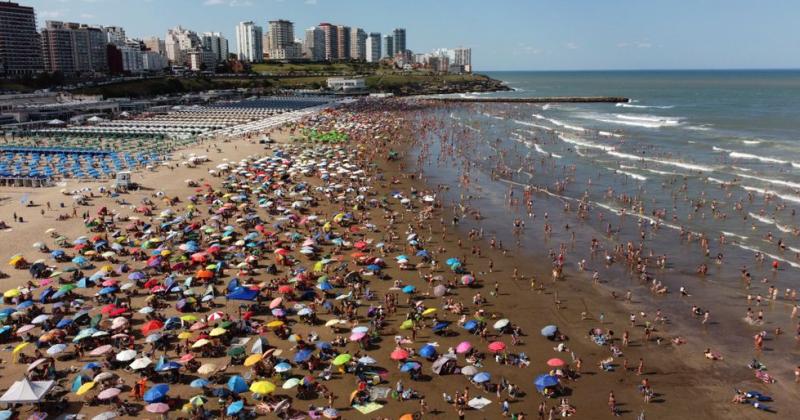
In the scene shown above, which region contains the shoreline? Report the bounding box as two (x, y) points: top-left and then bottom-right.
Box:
(0, 98), (786, 419)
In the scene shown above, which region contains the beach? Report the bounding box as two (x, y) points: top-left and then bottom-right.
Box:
(0, 97), (792, 420)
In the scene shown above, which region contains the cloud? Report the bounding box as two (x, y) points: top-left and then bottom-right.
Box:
(617, 41), (652, 49)
(513, 43), (541, 56)
(305, 0), (318, 4)
(565, 42), (579, 50)
(205, 0), (253, 5)
(40, 10), (63, 18)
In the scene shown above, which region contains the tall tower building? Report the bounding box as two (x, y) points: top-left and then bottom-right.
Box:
(350, 28), (366, 60)
(303, 26), (324, 61)
(0, 1), (43, 76)
(235, 21), (263, 62)
(335, 25), (350, 60)
(382, 35), (393, 59)
(365, 32), (381, 63)
(202, 32), (228, 62)
(319, 23), (337, 61)
(41, 21), (107, 74)
(392, 28), (406, 54)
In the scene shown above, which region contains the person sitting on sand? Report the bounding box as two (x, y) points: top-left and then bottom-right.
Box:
(704, 348), (723, 360)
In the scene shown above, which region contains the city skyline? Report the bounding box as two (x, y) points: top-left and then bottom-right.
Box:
(17, 0), (800, 71)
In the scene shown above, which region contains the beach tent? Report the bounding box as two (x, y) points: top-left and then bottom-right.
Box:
(0, 378), (55, 403)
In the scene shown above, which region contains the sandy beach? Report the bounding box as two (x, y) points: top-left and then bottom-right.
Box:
(0, 99), (789, 420)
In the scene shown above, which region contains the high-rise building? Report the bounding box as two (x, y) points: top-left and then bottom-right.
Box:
(235, 21), (263, 63)
(266, 19), (299, 60)
(392, 28), (406, 55)
(454, 47), (472, 72)
(303, 26), (324, 61)
(350, 28), (366, 60)
(0, 1), (43, 76)
(365, 32), (381, 63)
(165, 26), (201, 65)
(319, 23), (337, 61)
(104, 26), (126, 46)
(382, 35), (393, 59)
(202, 32), (228, 63)
(144, 37), (165, 55)
(336, 25), (350, 60)
(41, 21), (108, 75)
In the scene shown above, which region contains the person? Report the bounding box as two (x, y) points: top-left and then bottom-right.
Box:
(502, 398), (510, 416)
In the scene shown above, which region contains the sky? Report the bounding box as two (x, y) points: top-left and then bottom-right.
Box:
(20, 0), (800, 71)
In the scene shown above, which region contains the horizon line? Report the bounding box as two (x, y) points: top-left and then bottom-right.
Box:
(476, 67), (800, 73)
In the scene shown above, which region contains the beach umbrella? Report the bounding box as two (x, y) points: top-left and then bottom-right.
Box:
(282, 378), (301, 389)
(249, 381), (276, 395)
(130, 357), (152, 370)
(226, 375), (248, 393)
(250, 337), (269, 354)
(419, 344), (437, 358)
(534, 374), (559, 391)
(432, 321), (450, 332)
(456, 341), (472, 354)
(294, 348), (313, 363)
(461, 366), (479, 376)
(94, 372), (115, 382)
(349, 331), (366, 342)
(488, 341), (506, 353)
(243, 353), (263, 367)
(493, 319), (510, 330)
(190, 378), (209, 389)
(322, 408), (339, 419)
(401, 285), (416, 294)
(400, 361), (421, 373)
(189, 395), (207, 406)
(143, 383), (170, 403)
(145, 403), (170, 414)
(97, 388), (121, 400)
(390, 348), (409, 361)
(274, 362), (291, 373)
(226, 400), (244, 416)
(90, 344), (113, 356)
(76, 381), (96, 396)
(473, 372), (491, 383)
(462, 320), (478, 331)
(332, 353), (352, 366)
(197, 363), (218, 375)
(547, 358), (566, 367)
(541, 325), (558, 337)
(141, 320), (164, 335)
(46, 344), (67, 356)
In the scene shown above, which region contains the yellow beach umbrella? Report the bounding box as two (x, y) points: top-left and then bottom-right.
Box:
(266, 320), (284, 329)
(13, 342), (30, 354)
(422, 308), (437, 316)
(180, 315), (198, 322)
(76, 381), (96, 395)
(249, 381), (276, 395)
(192, 338), (211, 348)
(243, 353), (263, 367)
(400, 319), (414, 330)
(4, 288), (21, 298)
(209, 327), (226, 337)
(177, 331), (193, 340)
(8, 255), (23, 266)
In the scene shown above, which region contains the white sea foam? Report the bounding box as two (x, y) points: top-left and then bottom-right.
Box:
(513, 120), (553, 131)
(729, 151), (790, 165)
(587, 113), (682, 128)
(685, 125), (712, 131)
(607, 167), (647, 181)
(534, 143), (562, 159)
(542, 104), (551, 110)
(721, 231), (748, 240)
(558, 135), (615, 151)
(737, 173), (800, 190)
(532, 113), (586, 132)
(606, 150), (713, 172)
(707, 177), (728, 185)
(742, 140), (763, 145)
(741, 185), (800, 204)
(732, 166), (752, 172)
(748, 212), (793, 233)
(616, 103), (674, 109)
(733, 244), (800, 269)
(712, 146), (732, 153)
(598, 131), (624, 138)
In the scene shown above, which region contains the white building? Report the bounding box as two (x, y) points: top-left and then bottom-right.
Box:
(327, 77), (366, 92)
(454, 47), (472, 72)
(303, 26), (324, 61)
(105, 26), (126, 46)
(164, 26), (201, 65)
(142, 50), (167, 71)
(235, 21), (263, 63)
(365, 32), (381, 63)
(120, 43), (144, 73)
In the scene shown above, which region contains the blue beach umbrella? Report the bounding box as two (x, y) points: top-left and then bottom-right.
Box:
(190, 378), (210, 388)
(462, 320), (478, 331)
(402, 285), (416, 294)
(541, 325), (558, 337)
(432, 321), (451, 332)
(143, 383), (170, 403)
(294, 348), (313, 363)
(400, 361), (421, 372)
(226, 400), (244, 415)
(473, 372), (491, 383)
(226, 375), (248, 393)
(534, 374), (559, 391)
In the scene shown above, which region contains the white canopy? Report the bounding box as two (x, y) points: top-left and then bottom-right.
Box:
(0, 378), (54, 403)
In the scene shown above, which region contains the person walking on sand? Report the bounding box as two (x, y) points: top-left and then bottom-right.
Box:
(637, 358), (644, 376)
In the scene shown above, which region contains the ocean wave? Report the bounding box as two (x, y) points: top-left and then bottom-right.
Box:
(729, 151), (791, 165)
(742, 139), (763, 145)
(748, 212), (794, 233)
(616, 103), (674, 109)
(558, 135), (615, 151)
(737, 173), (800, 190)
(586, 113), (682, 128)
(606, 150), (713, 172)
(741, 185), (800, 204)
(481, 112), (504, 121)
(732, 166), (752, 172)
(607, 167), (647, 181)
(532, 113), (586, 132)
(721, 231), (748, 240)
(685, 125), (712, 131)
(733, 244), (800, 269)
(534, 143), (562, 159)
(513, 120), (553, 131)
(598, 131), (624, 138)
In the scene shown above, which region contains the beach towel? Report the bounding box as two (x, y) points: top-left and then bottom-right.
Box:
(369, 387), (391, 401)
(467, 397), (492, 410)
(353, 403), (383, 414)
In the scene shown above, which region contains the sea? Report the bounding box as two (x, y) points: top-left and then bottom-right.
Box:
(412, 70), (800, 384)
